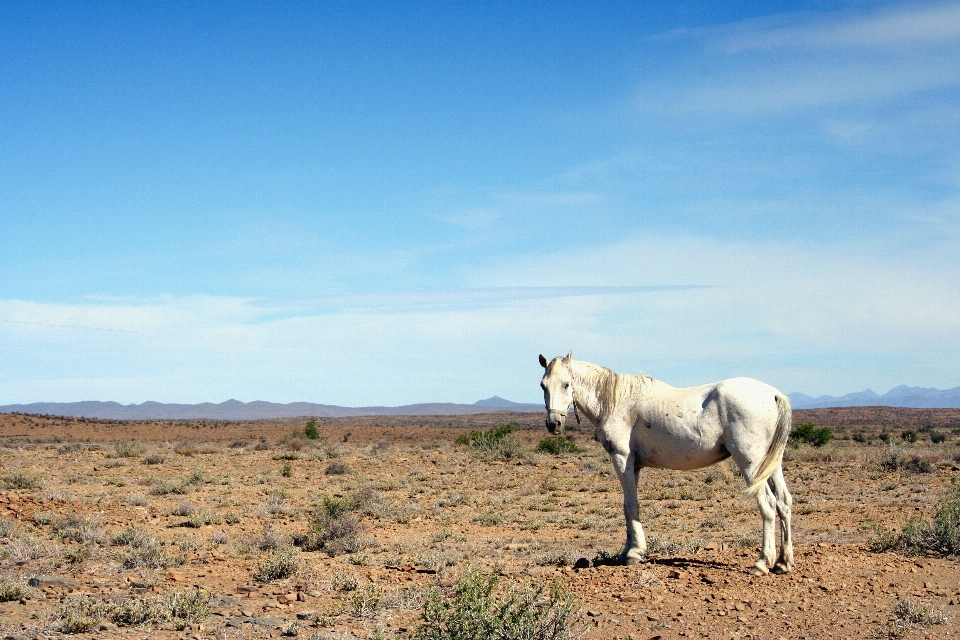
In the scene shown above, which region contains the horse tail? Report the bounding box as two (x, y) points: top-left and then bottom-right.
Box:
(745, 394), (792, 498)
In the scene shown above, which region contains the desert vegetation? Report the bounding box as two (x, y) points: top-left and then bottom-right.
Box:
(0, 407), (958, 638)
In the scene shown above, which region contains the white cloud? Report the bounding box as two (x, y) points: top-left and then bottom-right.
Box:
(5, 230), (958, 405)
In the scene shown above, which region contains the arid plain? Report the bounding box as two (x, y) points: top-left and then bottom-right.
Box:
(1, 408), (960, 640)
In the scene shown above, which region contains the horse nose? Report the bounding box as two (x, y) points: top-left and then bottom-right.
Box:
(545, 412), (565, 434)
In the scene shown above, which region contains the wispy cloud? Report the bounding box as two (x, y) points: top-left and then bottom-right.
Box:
(438, 207), (501, 229)
(637, 2), (960, 116)
(500, 191), (607, 207)
(723, 3), (960, 53)
(247, 285), (710, 314)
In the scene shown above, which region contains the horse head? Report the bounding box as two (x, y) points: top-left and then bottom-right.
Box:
(538, 350), (574, 434)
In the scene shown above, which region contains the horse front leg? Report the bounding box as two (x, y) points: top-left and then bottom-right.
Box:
(610, 451), (646, 565)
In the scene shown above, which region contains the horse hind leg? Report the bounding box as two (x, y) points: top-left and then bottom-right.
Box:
(770, 466), (794, 574)
(751, 482), (778, 576)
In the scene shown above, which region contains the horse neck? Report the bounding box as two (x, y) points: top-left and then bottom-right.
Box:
(569, 361), (617, 424)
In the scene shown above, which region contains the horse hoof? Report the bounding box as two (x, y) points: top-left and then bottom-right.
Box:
(749, 562), (769, 576)
(773, 562), (792, 574)
(621, 556), (645, 566)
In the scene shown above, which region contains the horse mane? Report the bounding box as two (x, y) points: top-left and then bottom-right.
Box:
(573, 361), (651, 415)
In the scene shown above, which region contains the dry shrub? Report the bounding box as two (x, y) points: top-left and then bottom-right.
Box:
(52, 513), (103, 543)
(113, 439), (144, 458)
(258, 494), (293, 517)
(2, 470), (42, 490)
(325, 460), (351, 475)
(54, 588), (210, 632)
(411, 569), (582, 640)
(295, 491), (376, 556)
(254, 545), (302, 582)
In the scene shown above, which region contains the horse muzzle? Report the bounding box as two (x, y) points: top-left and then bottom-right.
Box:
(545, 411), (566, 434)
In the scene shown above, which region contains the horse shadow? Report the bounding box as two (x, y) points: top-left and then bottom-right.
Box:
(589, 555), (735, 572)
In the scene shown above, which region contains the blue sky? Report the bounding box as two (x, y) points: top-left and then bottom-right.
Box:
(2, 1), (960, 405)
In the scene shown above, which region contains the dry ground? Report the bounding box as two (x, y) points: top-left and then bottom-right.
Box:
(0, 409), (958, 640)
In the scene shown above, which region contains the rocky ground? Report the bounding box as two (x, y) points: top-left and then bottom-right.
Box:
(0, 408), (958, 640)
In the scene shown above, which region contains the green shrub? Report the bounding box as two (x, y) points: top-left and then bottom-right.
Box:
(790, 423), (833, 447)
(870, 484), (960, 556)
(305, 418), (319, 440)
(901, 430), (918, 443)
(537, 437), (582, 455)
(455, 424), (521, 459)
(411, 569), (581, 640)
(930, 431), (947, 444)
(456, 423), (516, 447)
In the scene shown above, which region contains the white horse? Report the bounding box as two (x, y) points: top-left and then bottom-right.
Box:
(539, 351), (794, 575)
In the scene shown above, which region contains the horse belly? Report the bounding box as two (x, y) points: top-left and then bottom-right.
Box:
(637, 437), (728, 471)
(633, 404), (726, 471)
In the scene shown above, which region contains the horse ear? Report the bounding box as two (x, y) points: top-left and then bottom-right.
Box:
(566, 349), (573, 363)
(539, 354), (548, 368)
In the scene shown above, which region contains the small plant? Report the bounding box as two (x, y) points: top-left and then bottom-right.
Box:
(901, 430), (918, 443)
(411, 569), (581, 640)
(930, 431), (947, 444)
(173, 501), (198, 517)
(325, 460), (351, 475)
(790, 422), (833, 447)
(537, 436), (582, 455)
(870, 483), (960, 555)
(114, 439), (144, 458)
(143, 453), (166, 465)
(371, 440), (392, 455)
(0, 578), (31, 602)
(55, 595), (114, 633)
(32, 510), (56, 525)
(295, 491), (371, 556)
(2, 470), (42, 490)
(455, 423), (522, 459)
(879, 445), (935, 473)
(281, 464), (293, 478)
(52, 513), (103, 543)
(254, 545), (302, 582)
(56, 588), (211, 631)
(349, 583), (383, 618)
(305, 418), (320, 440)
(258, 494), (292, 517)
(456, 423), (515, 447)
(880, 598), (948, 638)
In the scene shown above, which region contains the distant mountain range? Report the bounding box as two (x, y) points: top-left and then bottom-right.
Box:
(789, 385), (960, 409)
(0, 396), (543, 420)
(6, 386), (959, 420)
